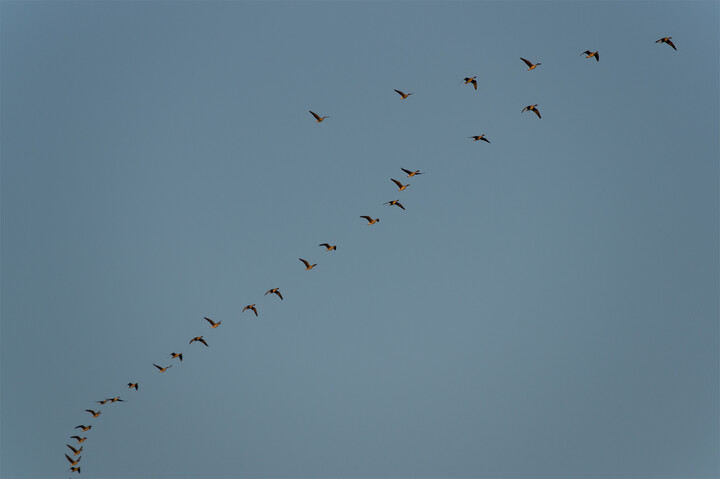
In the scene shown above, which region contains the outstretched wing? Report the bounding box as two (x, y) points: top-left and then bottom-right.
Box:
(309, 110), (321, 121)
(521, 57), (533, 67)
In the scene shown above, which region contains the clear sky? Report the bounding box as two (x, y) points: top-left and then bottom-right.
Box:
(1, 1), (718, 478)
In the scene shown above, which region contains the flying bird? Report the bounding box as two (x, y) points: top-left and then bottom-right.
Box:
(69, 466), (81, 474)
(243, 304), (258, 316)
(469, 135), (490, 143)
(360, 216), (380, 225)
(319, 243), (336, 251)
(401, 168), (423, 177)
(384, 200), (405, 210)
(265, 288), (283, 300)
(656, 37), (676, 50)
(394, 89), (414, 99)
(309, 110), (328, 123)
(204, 317), (221, 328)
(153, 363), (172, 373)
(85, 410), (101, 418)
(95, 399), (109, 405)
(522, 104), (541, 119)
(69, 436), (87, 444)
(65, 454), (81, 466)
(74, 425), (92, 432)
(171, 352), (183, 361)
(66, 444), (83, 455)
(520, 57), (541, 70)
(106, 396), (125, 403)
(581, 50), (599, 61)
(463, 76), (478, 90)
(299, 258), (317, 270)
(127, 382), (138, 390)
(391, 178), (410, 191)
(189, 336), (208, 347)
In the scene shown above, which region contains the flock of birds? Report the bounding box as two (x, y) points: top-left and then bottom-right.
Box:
(62, 38), (677, 476)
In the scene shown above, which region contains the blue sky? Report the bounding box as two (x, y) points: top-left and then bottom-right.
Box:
(1, 1), (718, 478)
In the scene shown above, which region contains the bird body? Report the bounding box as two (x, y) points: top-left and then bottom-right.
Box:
(319, 243), (336, 251)
(463, 76), (478, 90)
(391, 178), (410, 191)
(171, 352), (183, 361)
(85, 409), (101, 418)
(70, 436), (87, 444)
(189, 336), (208, 347)
(204, 317), (221, 328)
(521, 57), (541, 70)
(127, 382), (138, 390)
(582, 50), (599, 61)
(153, 363), (172, 373)
(243, 304), (258, 316)
(522, 104), (541, 119)
(469, 135), (490, 143)
(656, 37), (676, 50)
(401, 168), (423, 177)
(69, 466), (81, 474)
(360, 216), (380, 225)
(299, 258), (317, 270)
(74, 425), (92, 432)
(106, 396), (124, 403)
(265, 288), (283, 300)
(384, 200), (405, 210)
(309, 110), (328, 123)
(394, 89), (414, 99)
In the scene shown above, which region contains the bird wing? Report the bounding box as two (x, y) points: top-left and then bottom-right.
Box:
(391, 178), (403, 187)
(200, 338), (208, 346)
(394, 89), (405, 97)
(521, 57), (533, 67)
(397, 202), (405, 210)
(360, 216), (372, 222)
(481, 137), (490, 143)
(534, 108), (541, 119)
(472, 79), (477, 90)
(401, 168), (412, 175)
(67, 444), (79, 453)
(204, 317), (215, 326)
(153, 364), (162, 370)
(309, 110), (321, 121)
(276, 291), (283, 300)
(299, 258), (310, 267)
(667, 39), (676, 50)
(319, 243), (330, 248)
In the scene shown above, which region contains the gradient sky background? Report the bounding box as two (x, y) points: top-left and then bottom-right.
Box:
(1, 1), (718, 478)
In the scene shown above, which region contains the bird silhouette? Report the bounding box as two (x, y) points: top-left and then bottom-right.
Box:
(309, 110), (328, 123)
(581, 50), (599, 61)
(85, 409), (101, 418)
(65, 454), (81, 466)
(522, 104), (541, 119)
(319, 243), (337, 251)
(469, 135), (490, 143)
(74, 425), (92, 432)
(391, 178), (410, 191)
(189, 336), (208, 347)
(70, 436), (87, 444)
(170, 352), (183, 361)
(656, 37), (676, 50)
(204, 317), (221, 328)
(243, 304), (258, 316)
(463, 76), (478, 90)
(153, 363), (172, 373)
(66, 444), (83, 455)
(401, 168), (423, 177)
(265, 288), (283, 300)
(127, 382), (138, 390)
(394, 89), (414, 99)
(384, 200), (405, 210)
(520, 57), (541, 70)
(360, 216), (380, 225)
(299, 258), (317, 270)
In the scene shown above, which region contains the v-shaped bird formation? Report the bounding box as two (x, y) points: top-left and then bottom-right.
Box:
(61, 35), (676, 475)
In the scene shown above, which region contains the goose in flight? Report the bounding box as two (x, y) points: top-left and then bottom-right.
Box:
(384, 200), (405, 210)
(391, 178), (410, 191)
(469, 135), (490, 143)
(319, 243), (336, 251)
(521, 104), (541, 119)
(153, 363), (172, 373)
(204, 317), (221, 328)
(70, 436), (87, 444)
(65, 454), (81, 467)
(243, 304), (258, 316)
(74, 425), (92, 432)
(95, 399), (109, 405)
(189, 336), (208, 347)
(309, 110), (329, 123)
(401, 168), (423, 177)
(360, 216), (380, 225)
(66, 444), (83, 455)
(394, 89), (414, 99)
(106, 396), (125, 403)
(265, 288), (283, 300)
(69, 466), (81, 474)
(463, 76), (478, 90)
(127, 382), (138, 390)
(171, 352), (183, 361)
(299, 258), (317, 270)
(581, 50), (599, 61)
(85, 409), (101, 418)
(656, 37), (676, 50)
(520, 57), (541, 70)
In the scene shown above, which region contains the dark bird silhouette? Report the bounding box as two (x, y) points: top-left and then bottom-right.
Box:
(171, 352), (183, 361)
(309, 110), (328, 123)
(85, 410), (101, 418)
(66, 444), (83, 455)
(520, 57), (541, 70)
(463, 76), (478, 90)
(401, 168), (423, 177)
(299, 258), (317, 270)
(74, 425), (92, 432)
(106, 396), (125, 403)
(70, 436), (87, 444)
(394, 89), (414, 99)
(360, 216), (380, 225)
(69, 466), (81, 474)
(243, 304), (258, 316)
(582, 50), (599, 61)
(95, 399), (109, 405)
(384, 200), (405, 210)
(65, 454), (81, 466)
(319, 243), (336, 251)
(522, 104), (541, 119)
(391, 178), (410, 191)
(265, 288), (283, 300)
(153, 363), (172, 373)
(189, 336), (208, 347)
(127, 382), (138, 390)
(204, 317), (221, 328)
(656, 37), (676, 50)
(469, 135), (490, 143)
